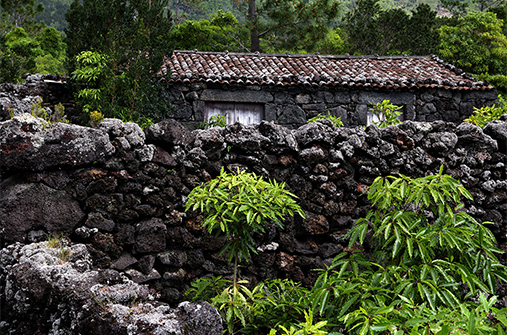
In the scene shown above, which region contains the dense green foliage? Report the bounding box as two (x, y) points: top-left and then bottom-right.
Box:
(344, 1), (440, 55)
(188, 168), (507, 334)
(0, 0), (66, 82)
(36, 0), (72, 31)
(185, 167), (304, 270)
(64, 0), (173, 124)
(242, 0), (341, 52)
(185, 168), (305, 333)
(1, 0), (44, 29)
(170, 10), (250, 52)
(316, 166), (507, 333)
(439, 11), (507, 74)
(0, 25), (65, 82)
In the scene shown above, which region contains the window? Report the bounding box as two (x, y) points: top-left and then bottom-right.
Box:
(205, 102), (264, 125)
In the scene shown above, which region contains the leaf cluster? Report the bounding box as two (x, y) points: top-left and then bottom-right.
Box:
(185, 167), (304, 264)
(438, 11), (507, 75)
(187, 277), (313, 334)
(170, 10), (250, 52)
(465, 104), (507, 127)
(199, 113), (228, 129)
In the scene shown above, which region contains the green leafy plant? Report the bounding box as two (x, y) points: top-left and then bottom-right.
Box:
(30, 98), (50, 128)
(269, 310), (328, 335)
(369, 100), (403, 128)
(200, 114), (228, 129)
(187, 277), (313, 334)
(464, 104), (506, 128)
(185, 167), (304, 286)
(308, 111), (343, 128)
(71, 50), (109, 116)
(310, 166), (507, 334)
(185, 168), (305, 333)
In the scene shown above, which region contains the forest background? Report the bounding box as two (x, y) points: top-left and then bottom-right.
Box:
(1, 0), (507, 124)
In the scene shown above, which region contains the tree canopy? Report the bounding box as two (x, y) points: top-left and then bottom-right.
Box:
(64, 0), (173, 123)
(439, 10), (507, 74)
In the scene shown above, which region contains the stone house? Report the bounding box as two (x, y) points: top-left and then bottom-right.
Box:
(162, 50), (498, 128)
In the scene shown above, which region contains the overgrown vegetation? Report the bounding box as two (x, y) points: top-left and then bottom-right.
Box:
(64, 0), (173, 125)
(187, 167), (507, 334)
(30, 98), (69, 126)
(315, 166), (507, 334)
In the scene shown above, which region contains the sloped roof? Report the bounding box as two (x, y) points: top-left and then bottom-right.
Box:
(163, 50), (493, 91)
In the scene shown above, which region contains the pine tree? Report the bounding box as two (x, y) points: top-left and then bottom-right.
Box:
(237, 0), (340, 52)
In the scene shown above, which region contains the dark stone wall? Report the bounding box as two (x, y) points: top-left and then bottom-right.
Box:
(164, 82), (499, 128)
(1, 75), (498, 130)
(0, 114), (506, 306)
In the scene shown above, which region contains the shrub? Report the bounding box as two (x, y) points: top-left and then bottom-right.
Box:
(89, 110), (104, 127)
(188, 167), (507, 334)
(185, 168), (305, 333)
(200, 114), (227, 129)
(310, 166), (507, 334)
(464, 104), (506, 128)
(31, 98), (69, 126)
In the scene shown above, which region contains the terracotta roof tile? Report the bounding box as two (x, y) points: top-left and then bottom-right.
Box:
(162, 50), (493, 91)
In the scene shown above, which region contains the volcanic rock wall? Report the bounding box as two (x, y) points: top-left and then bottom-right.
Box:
(0, 115), (506, 309)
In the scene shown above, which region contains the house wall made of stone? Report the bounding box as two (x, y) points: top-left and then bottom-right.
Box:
(165, 82), (498, 128)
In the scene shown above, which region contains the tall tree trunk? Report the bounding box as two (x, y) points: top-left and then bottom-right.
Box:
(249, 0), (259, 52)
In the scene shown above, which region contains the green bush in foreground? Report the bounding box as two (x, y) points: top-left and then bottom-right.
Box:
(185, 168), (305, 333)
(187, 167), (507, 334)
(312, 166), (507, 334)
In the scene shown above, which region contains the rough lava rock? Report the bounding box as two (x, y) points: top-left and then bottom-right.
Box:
(0, 175), (86, 243)
(0, 241), (223, 335)
(145, 119), (196, 149)
(0, 114), (115, 171)
(484, 119), (507, 152)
